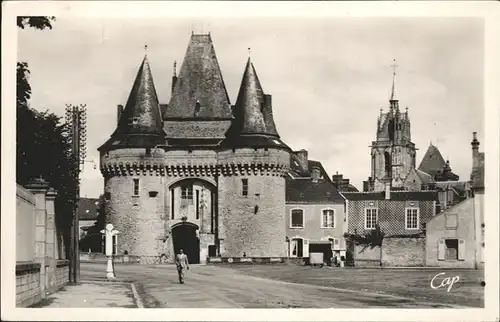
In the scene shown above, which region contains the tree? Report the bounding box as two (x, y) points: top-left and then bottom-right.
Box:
(17, 16), (78, 258)
(79, 195), (106, 253)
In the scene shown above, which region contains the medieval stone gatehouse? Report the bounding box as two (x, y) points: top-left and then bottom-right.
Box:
(98, 34), (291, 264)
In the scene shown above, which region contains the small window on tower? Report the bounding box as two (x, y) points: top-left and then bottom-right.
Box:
(242, 178), (248, 196)
(133, 179), (139, 196)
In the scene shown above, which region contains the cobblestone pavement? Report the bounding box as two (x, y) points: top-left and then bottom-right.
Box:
(81, 262), (482, 308)
(32, 281), (137, 308)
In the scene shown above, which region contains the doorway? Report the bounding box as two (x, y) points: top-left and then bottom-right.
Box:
(172, 223), (200, 264)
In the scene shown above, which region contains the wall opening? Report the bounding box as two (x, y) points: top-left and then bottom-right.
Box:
(172, 223), (200, 264)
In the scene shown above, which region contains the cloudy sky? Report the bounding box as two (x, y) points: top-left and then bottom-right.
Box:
(18, 16), (484, 197)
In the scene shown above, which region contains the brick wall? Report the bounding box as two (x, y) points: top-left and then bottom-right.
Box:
(382, 237), (425, 267)
(16, 262), (41, 307)
(55, 260), (70, 290)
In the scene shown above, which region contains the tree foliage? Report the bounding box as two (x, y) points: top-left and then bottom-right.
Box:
(344, 225), (385, 249)
(17, 16), (55, 30)
(17, 16), (78, 258)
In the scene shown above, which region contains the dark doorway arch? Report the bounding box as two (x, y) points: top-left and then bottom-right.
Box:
(172, 223), (200, 264)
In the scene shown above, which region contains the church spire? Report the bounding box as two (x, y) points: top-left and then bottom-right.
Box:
(389, 59), (399, 111)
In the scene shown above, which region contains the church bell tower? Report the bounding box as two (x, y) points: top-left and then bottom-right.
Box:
(364, 60), (417, 192)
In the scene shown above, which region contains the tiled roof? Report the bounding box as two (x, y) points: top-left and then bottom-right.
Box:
(342, 190), (438, 201)
(286, 159), (344, 203)
(164, 34), (232, 119)
(434, 181), (470, 194)
(78, 198), (100, 220)
(416, 169), (435, 185)
(99, 55), (165, 151)
(286, 179), (344, 203)
(418, 143), (446, 177)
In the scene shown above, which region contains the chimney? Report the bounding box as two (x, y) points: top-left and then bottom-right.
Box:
(311, 166), (321, 183)
(294, 149), (308, 171)
(471, 131), (480, 169)
(385, 181), (391, 200)
(171, 61), (178, 95)
(117, 105), (124, 125)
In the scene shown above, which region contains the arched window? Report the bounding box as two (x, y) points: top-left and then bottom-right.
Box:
(321, 209), (335, 228)
(290, 209), (304, 228)
(384, 151), (392, 176)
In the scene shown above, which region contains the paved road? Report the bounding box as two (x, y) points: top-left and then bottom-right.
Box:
(81, 262), (472, 308)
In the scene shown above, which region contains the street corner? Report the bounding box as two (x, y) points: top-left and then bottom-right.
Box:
(31, 281), (140, 308)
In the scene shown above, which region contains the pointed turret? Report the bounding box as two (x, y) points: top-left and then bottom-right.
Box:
(223, 57), (288, 150)
(99, 54), (165, 151)
(165, 33), (232, 119)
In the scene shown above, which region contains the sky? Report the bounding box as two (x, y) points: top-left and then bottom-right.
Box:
(17, 17), (484, 197)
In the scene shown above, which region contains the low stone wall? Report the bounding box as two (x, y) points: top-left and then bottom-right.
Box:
(16, 262), (41, 308)
(382, 237), (425, 267)
(207, 257), (294, 264)
(55, 260), (69, 290)
(80, 253), (142, 264)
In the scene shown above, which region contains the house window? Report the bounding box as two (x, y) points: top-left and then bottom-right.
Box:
(405, 208), (419, 230)
(181, 185), (193, 200)
(242, 178), (248, 196)
(364, 208), (378, 229)
(133, 179), (139, 196)
(195, 190), (200, 220)
(290, 238), (303, 257)
(322, 209), (335, 228)
(445, 214), (458, 229)
(290, 209), (304, 228)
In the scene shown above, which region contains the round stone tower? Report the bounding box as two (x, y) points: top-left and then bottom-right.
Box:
(98, 54), (167, 264)
(218, 57), (290, 257)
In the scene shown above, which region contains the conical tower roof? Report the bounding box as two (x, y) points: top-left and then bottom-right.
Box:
(164, 34), (232, 119)
(99, 55), (165, 151)
(223, 57), (289, 150)
(418, 143), (446, 177)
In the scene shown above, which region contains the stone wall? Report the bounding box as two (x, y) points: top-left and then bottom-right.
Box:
(16, 182), (69, 307)
(353, 244), (381, 267)
(16, 185), (36, 262)
(16, 262), (41, 308)
(382, 237), (425, 267)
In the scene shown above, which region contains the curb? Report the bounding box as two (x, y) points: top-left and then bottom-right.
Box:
(130, 282), (144, 308)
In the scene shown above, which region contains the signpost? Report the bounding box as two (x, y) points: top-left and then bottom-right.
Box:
(100, 223), (119, 279)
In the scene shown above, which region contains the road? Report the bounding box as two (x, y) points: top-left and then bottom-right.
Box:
(80, 262), (483, 308)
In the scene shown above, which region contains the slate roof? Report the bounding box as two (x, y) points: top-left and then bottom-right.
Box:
(286, 159), (344, 203)
(418, 143), (446, 177)
(78, 198), (100, 221)
(342, 190), (438, 201)
(164, 34), (232, 119)
(222, 57), (289, 151)
(416, 169), (435, 185)
(99, 55), (165, 151)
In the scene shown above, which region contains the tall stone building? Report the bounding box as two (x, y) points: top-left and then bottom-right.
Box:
(98, 34), (291, 264)
(364, 62), (417, 192)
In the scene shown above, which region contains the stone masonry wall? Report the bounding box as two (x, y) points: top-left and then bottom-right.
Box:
(382, 237), (425, 267)
(218, 174), (287, 257)
(16, 262), (41, 308)
(103, 148), (166, 264)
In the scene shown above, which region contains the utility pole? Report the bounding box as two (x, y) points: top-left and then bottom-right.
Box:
(65, 104), (87, 284)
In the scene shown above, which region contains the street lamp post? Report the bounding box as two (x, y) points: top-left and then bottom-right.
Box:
(100, 223), (120, 279)
(65, 104), (87, 284)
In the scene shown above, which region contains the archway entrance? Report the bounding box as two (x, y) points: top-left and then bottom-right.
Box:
(172, 223), (200, 264)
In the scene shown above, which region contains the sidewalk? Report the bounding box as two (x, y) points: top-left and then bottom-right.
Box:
(31, 280), (141, 308)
